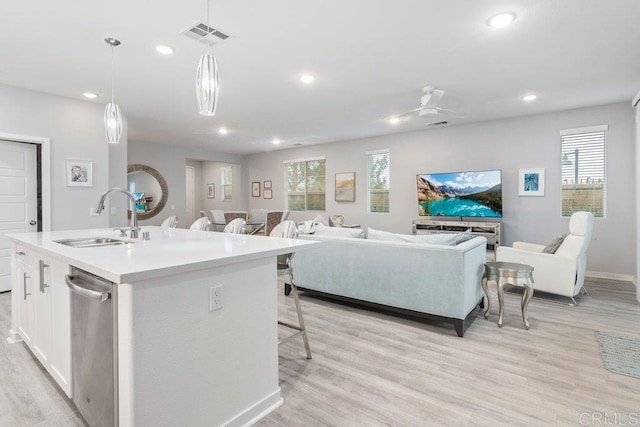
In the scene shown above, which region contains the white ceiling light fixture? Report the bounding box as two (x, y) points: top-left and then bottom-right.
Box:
(388, 117), (400, 125)
(156, 45), (175, 55)
(299, 74), (316, 84)
(104, 38), (123, 144)
(196, 0), (220, 116)
(272, 138), (281, 145)
(83, 92), (98, 99)
(218, 127), (229, 135)
(522, 94), (537, 102)
(488, 12), (516, 29)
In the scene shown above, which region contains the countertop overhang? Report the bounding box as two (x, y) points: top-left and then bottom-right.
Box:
(8, 227), (319, 283)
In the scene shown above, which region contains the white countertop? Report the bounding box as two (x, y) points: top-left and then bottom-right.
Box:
(9, 227), (319, 283)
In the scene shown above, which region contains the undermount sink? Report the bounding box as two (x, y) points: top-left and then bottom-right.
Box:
(54, 237), (135, 248)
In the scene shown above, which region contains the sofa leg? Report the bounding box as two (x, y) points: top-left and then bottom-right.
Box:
(453, 320), (464, 337)
(284, 283), (292, 296)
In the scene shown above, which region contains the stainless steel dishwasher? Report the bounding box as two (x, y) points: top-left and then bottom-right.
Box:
(66, 266), (118, 427)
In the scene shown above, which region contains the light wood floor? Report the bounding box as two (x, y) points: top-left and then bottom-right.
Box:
(1, 278), (639, 426)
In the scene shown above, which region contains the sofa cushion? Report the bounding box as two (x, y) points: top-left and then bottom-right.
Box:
(314, 224), (366, 238)
(543, 234), (567, 254)
(366, 227), (456, 246)
(455, 229), (473, 245)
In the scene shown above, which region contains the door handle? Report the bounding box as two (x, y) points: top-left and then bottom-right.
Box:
(65, 275), (111, 302)
(29, 220), (37, 226)
(39, 260), (50, 293)
(16, 251), (25, 256)
(23, 273), (31, 300)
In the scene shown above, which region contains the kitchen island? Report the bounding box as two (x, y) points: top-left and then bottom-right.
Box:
(8, 226), (318, 426)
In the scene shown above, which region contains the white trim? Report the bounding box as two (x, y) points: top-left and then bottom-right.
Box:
(559, 124), (608, 136)
(282, 156), (325, 164)
(0, 132), (51, 232)
(632, 90), (640, 107)
(365, 148), (390, 155)
(586, 270), (636, 284)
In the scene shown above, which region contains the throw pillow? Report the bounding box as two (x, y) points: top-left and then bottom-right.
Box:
(313, 226), (366, 239)
(455, 229), (473, 245)
(366, 228), (456, 246)
(313, 214), (330, 226)
(543, 234), (567, 254)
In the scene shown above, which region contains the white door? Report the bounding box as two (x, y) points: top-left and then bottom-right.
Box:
(0, 140), (37, 292)
(186, 166), (195, 227)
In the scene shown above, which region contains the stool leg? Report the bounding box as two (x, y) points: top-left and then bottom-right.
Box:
(521, 278), (534, 330)
(481, 274), (491, 319)
(497, 277), (505, 328)
(289, 270), (312, 359)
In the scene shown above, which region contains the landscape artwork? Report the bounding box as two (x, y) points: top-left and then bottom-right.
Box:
(335, 172), (356, 202)
(417, 170), (502, 217)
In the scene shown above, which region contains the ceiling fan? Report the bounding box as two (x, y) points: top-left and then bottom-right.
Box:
(390, 86), (459, 123)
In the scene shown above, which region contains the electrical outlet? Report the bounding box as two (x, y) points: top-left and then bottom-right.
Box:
(89, 208), (99, 216)
(209, 285), (224, 311)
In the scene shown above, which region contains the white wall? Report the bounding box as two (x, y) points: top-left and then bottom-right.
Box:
(244, 102), (635, 277)
(202, 162), (244, 213)
(0, 83), (128, 230)
(128, 140), (242, 227)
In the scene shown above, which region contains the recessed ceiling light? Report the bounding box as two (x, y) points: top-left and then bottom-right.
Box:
(522, 94), (537, 102)
(218, 127), (229, 135)
(388, 117), (400, 125)
(155, 45), (175, 55)
(83, 92), (98, 99)
(299, 74), (316, 84)
(272, 138), (281, 145)
(488, 12), (516, 29)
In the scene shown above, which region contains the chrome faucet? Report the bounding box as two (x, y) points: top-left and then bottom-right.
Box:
(96, 188), (140, 239)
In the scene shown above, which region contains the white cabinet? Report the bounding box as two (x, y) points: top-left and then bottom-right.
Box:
(11, 244), (71, 397)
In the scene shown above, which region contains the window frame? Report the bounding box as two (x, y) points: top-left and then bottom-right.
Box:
(559, 125), (608, 219)
(283, 156), (326, 212)
(221, 165), (233, 202)
(366, 149), (390, 214)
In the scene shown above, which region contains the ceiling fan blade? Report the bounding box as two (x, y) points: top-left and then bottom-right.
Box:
(395, 106), (423, 117)
(420, 89), (445, 108)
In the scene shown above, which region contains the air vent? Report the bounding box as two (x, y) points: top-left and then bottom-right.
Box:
(428, 121), (449, 126)
(292, 143), (303, 146)
(182, 22), (230, 46)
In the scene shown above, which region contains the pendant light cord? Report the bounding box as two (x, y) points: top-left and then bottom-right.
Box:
(111, 45), (115, 105)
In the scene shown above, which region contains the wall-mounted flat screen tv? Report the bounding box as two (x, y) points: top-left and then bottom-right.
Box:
(416, 170), (502, 217)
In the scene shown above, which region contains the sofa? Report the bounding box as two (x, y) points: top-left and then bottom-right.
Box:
(291, 227), (487, 337)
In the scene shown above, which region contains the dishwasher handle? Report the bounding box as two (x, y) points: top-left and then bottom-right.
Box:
(65, 275), (111, 302)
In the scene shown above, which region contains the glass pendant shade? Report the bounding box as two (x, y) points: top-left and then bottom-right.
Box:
(104, 103), (122, 144)
(196, 53), (219, 116)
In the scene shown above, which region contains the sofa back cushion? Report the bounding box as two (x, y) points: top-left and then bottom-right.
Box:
(313, 224), (366, 239)
(366, 227), (456, 246)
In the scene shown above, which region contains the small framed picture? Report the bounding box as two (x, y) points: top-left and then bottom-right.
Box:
(263, 189), (272, 199)
(519, 168), (545, 196)
(66, 160), (92, 187)
(251, 182), (260, 197)
(335, 172), (356, 202)
(264, 180), (272, 189)
(207, 183), (215, 199)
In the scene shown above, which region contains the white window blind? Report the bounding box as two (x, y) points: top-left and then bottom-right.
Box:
(284, 158), (326, 211)
(367, 150), (390, 213)
(560, 126), (606, 218)
(221, 166), (232, 201)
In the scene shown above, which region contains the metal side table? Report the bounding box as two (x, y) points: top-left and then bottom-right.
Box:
(482, 262), (535, 330)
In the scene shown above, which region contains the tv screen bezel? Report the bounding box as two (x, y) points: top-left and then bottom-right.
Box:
(416, 169), (503, 218)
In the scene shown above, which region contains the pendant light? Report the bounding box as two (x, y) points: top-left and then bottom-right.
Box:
(104, 37), (123, 144)
(196, 0), (220, 116)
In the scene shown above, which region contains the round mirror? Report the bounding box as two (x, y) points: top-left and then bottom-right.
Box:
(127, 164), (168, 221)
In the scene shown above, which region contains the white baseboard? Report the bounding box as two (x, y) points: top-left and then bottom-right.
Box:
(586, 270), (636, 285)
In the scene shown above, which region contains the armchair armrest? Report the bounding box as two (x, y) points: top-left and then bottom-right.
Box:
(512, 241), (546, 253)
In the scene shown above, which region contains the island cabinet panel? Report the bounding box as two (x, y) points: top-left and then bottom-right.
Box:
(10, 243), (72, 397)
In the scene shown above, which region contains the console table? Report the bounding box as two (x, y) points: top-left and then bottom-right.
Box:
(412, 218), (501, 260)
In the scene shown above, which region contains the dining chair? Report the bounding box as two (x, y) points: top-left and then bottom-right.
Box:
(210, 209), (226, 231)
(189, 217), (210, 231)
(223, 218), (246, 234)
(250, 208), (268, 223)
(270, 220), (311, 359)
(265, 211), (284, 236)
(160, 215), (178, 229)
(224, 211), (249, 224)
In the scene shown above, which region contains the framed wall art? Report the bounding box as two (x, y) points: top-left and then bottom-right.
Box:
(335, 172), (355, 202)
(519, 168), (545, 196)
(66, 160), (92, 187)
(264, 180), (272, 189)
(207, 183), (215, 199)
(263, 189), (272, 199)
(252, 181), (261, 197)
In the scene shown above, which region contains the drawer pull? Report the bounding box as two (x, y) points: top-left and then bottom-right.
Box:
(39, 260), (50, 293)
(23, 273), (31, 300)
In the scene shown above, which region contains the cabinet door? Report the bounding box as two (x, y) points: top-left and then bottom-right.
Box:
(32, 259), (53, 366)
(15, 252), (35, 347)
(48, 260), (71, 397)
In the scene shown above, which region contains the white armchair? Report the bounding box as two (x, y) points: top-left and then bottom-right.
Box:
(495, 211), (594, 300)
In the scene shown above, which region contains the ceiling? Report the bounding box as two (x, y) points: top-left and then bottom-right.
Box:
(1, 1), (639, 155)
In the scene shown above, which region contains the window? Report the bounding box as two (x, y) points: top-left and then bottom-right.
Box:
(560, 125), (607, 218)
(367, 150), (390, 213)
(284, 158), (326, 211)
(221, 166), (232, 201)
